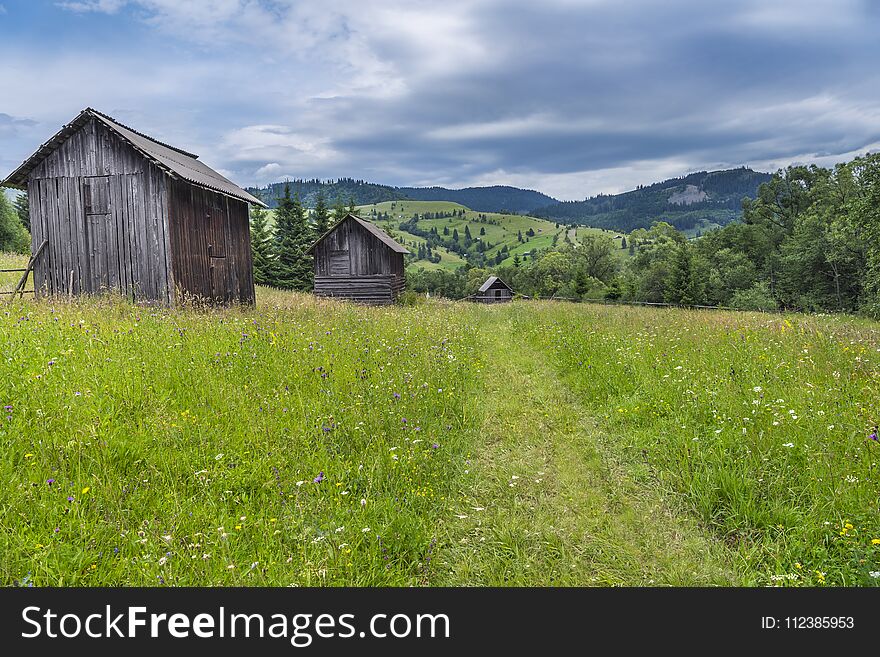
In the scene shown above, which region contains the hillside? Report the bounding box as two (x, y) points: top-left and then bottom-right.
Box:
(356, 200), (628, 271)
(247, 179), (558, 214)
(534, 167), (772, 233)
(396, 185), (558, 214)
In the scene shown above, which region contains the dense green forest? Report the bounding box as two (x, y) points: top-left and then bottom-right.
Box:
(246, 178), (406, 209)
(411, 154), (880, 317)
(396, 185), (558, 213)
(534, 167), (772, 232)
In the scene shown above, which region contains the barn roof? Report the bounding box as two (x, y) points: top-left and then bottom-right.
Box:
(2, 108), (266, 207)
(478, 276), (513, 293)
(307, 213), (409, 254)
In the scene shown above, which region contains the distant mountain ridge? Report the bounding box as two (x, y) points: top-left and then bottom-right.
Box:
(396, 185), (558, 213)
(246, 179), (559, 213)
(532, 167), (773, 232)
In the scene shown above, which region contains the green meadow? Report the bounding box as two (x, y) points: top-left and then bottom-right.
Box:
(2, 281), (879, 586)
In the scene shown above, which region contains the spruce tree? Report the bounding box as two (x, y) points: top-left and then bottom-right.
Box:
(332, 197), (348, 224)
(249, 199), (278, 287)
(313, 189), (330, 234)
(274, 182), (314, 291)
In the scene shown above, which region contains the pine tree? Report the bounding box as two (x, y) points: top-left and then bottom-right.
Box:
(621, 236), (627, 249)
(274, 182), (314, 291)
(453, 228), (459, 242)
(249, 198), (279, 287)
(14, 193), (30, 232)
(513, 253), (521, 268)
(332, 197), (347, 224)
(313, 189), (330, 234)
(480, 226), (486, 236)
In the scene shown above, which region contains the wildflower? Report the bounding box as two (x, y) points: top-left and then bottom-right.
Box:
(362, 527), (371, 533)
(313, 472), (325, 484)
(431, 443), (439, 449)
(870, 431), (878, 442)
(360, 498), (367, 507)
(393, 393), (401, 399)
(870, 572), (880, 579)
(46, 479), (55, 486)
(67, 496), (74, 502)
(872, 539), (880, 546)
(24, 454), (33, 459)
(81, 486), (90, 495)
(296, 480), (305, 487)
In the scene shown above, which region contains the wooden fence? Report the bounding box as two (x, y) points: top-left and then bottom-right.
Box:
(1, 240), (46, 299)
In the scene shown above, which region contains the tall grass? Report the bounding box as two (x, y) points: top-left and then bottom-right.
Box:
(516, 302), (880, 585)
(0, 291), (480, 585)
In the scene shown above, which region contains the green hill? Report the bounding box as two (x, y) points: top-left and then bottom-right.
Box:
(534, 167), (772, 233)
(396, 185), (558, 214)
(357, 200), (628, 271)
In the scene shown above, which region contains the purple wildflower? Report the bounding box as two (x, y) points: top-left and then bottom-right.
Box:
(393, 393), (401, 400)
(431, 443), (440, 450)
(870, 431), (878, 442)
(48, 360), (55, 366)
(3, 405), (12, 411)
(67, 496), (74, 502)
(402, 418), (407, 424)
(313, 471), (325, 484)
(46, 479), (55, 485)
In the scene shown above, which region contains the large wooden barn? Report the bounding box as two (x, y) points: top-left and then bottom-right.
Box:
(308, 213), (408, 304)
(473, 276), (514, 303)
(2, 107), (265, 305)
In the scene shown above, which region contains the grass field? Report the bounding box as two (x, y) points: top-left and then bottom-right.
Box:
(2, 290), (879, 586)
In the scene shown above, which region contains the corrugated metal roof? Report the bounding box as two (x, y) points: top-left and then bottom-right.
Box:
(2, 108), (266, 207)
(308, 213), (410, 254)
(478, 276), (512, 293)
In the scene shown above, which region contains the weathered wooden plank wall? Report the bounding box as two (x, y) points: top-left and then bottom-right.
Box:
(166, 180), (254, 304)
(312, 216), (405, 304)
(27, 118), (174, 303)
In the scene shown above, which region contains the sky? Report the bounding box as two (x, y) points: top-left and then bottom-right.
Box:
(1, 0), (879, 201)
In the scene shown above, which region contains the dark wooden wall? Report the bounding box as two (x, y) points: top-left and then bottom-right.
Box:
(313, 217), (404, 304)
(167, 180), (255, 304)
(26, 117), (173, 303)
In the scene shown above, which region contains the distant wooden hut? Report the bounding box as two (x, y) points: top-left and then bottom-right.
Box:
(2, 107), (265, 305)
(308, 213), (408, 304)
(474, 276), (514, 303)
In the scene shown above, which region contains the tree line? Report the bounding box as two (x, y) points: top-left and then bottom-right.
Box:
(249, 182), (356, 290)
(410, 153), (880, 317)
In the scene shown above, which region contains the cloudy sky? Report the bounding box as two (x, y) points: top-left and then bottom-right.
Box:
(1, 0), (879, 201)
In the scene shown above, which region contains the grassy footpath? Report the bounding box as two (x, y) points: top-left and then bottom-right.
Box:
(441, 307), (739, 585)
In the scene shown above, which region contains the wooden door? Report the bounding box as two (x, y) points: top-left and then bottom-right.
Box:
(329, 224), (350, 276)
(84, 176), (112, 294)
(206, 199), (230, 301)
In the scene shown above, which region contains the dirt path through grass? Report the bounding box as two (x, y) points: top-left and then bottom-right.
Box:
(441, 308), (741, 585)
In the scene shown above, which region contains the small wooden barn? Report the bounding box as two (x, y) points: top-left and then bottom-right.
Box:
(474, 276), (514, 303)
(308, 213), (408, 304)
(2, 107), (265, 305)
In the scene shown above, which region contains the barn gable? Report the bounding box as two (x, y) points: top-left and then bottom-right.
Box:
(309, 214), (408, 305)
